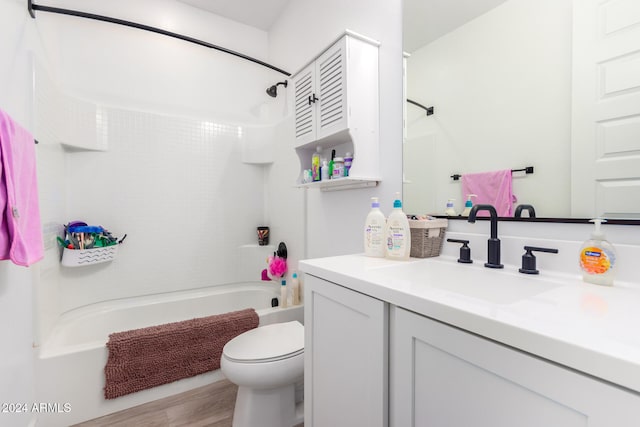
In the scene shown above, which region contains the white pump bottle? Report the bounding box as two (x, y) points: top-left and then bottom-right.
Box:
(364, 197), (386, 257)
(385, 192), (411, 260)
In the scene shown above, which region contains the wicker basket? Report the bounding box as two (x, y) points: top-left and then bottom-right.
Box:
(409, 218), (448, 258)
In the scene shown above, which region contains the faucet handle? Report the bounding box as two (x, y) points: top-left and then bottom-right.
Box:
(519, 246), (559, 275)
(514, 204), (536, 218)
(447, 239), (473, 264)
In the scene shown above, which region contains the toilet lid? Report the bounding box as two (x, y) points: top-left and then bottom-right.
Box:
(223, 320), (304, 363)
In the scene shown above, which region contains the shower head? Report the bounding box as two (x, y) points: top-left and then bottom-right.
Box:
(266, 80), (288, 97)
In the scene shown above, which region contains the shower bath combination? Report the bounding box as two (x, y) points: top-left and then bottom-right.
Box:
(266, 80), (288, 97)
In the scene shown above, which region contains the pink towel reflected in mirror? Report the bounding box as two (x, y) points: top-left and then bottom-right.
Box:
(461, 169), (516, 217)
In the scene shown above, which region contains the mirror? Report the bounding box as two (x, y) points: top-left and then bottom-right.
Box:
(402, 0), (640, 221)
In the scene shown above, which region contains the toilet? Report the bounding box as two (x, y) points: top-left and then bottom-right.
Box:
(221, 320), (304, 427)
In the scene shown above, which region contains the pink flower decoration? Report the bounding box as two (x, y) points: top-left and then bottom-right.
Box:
(268, 256), (288, 278)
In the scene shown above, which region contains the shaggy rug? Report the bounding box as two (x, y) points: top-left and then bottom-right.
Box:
(104, 308), (259, 399)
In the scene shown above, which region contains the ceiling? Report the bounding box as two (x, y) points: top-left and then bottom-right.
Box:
(403, 0), (509, 52)
(177, 0), (508, 51)
(177, 0), (291, 31)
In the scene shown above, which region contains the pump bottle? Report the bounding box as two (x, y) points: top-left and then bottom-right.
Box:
(445, 199), (457, 216)
(461, 194), (477, 216)
(364, 197), (386, 257)
(579, 218), (617, 286)
(385, 192), (411, 260)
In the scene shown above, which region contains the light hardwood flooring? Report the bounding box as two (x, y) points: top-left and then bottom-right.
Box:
(73, 380), (303, 427)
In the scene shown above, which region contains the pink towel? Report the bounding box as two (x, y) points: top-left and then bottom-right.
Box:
(461, 169), (515, 217)
(0, 108), (44, 267)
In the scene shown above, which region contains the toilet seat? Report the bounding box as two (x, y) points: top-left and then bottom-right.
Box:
(223, 320), (304, 364)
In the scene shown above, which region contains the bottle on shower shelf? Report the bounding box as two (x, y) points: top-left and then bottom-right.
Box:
(280, 279), (288, 308)
(291, 272), (300, 305)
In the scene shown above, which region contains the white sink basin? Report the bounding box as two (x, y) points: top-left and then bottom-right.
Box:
(373, 259), (564, 305)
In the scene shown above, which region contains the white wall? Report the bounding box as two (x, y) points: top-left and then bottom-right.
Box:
(404, 0), (573, 217)
(0, 2), (39, 425)
(269, 0), (404, 259)
(34, 0), (272, 120)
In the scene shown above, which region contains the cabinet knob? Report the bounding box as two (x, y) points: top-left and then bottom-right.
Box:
(308, 94), (318, 105)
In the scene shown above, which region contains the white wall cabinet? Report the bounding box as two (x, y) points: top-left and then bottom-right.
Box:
(293, 31), (380, 191)
(304, 275), (388, 427)
(390, 306), (640, 427)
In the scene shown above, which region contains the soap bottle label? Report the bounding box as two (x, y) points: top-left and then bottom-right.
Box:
(366, 224), (384, 247)
(580, 247), (614, 274)
(387, 223), (406, 253)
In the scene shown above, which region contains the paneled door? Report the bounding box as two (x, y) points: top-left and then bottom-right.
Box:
(572, 0), (640, 218)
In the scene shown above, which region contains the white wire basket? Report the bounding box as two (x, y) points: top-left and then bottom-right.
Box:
(61, 245), (118, 267)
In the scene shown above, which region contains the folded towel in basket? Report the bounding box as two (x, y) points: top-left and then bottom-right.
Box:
(104, 308), (259, 399)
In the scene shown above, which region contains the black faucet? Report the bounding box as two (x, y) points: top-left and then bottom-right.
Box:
(514, 204), (536, 218)
(467, 204), (503, 269)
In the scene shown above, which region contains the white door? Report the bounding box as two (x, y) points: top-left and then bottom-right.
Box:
(390, 307), (640, 427)
(293, 62), (317, 147)
(572, 0), (640, 218)
(315, 37), (348, 141)
(304, 275), (388, 427)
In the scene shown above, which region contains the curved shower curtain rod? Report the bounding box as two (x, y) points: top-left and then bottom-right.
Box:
(406, 99), (434, 116)
(27, 0), (291, 77)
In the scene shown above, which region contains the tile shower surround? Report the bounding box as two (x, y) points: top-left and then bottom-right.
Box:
(32, 61), (270, 347)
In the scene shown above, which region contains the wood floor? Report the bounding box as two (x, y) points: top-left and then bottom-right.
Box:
(73, 380), (304, 427)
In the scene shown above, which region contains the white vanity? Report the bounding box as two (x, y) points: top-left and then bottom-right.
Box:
(300, 254), (640, 427)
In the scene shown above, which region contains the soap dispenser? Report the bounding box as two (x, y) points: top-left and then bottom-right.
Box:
(385, 192), (411, 260)
(444, 199), (457, 216)
(579, 218), (617, 286)
(461, 194), (477, 216)
(364, 197), (386, 258)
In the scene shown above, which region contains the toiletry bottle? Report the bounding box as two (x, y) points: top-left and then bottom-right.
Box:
(311, 147), (321, 182)
(328, 149), (336, 179)
(332, 157), (344, 179)
(461, 194), (477, 216)
(579, 218), (617, 286)
(291, 272), (300, 305)
(321, 160), (329, 181)
(385, 192), (411, 260)
(445, 199), (457, 216)
(364, 197), (386, 257)
(280, 279), (289, 308)
(344, 152), (353, 176)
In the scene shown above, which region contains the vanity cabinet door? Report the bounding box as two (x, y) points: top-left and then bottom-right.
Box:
(390, 307), (640, 427)
(305, 275), (388, 427)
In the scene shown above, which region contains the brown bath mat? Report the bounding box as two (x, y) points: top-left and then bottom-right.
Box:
(104, 308), (259, 399)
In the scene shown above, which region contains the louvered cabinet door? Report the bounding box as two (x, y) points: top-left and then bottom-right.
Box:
(315, 38), (348, 141)
(294, 62), (317, 147)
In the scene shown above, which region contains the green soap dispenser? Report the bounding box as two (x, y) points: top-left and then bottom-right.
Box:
(579, 218), (617, 286)
(461, 194), (477, 216)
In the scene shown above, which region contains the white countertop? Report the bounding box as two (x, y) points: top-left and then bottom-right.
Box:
(299, 254), (640, 393)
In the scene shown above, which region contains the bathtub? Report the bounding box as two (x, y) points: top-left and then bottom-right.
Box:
(34, 282), (303, 427)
